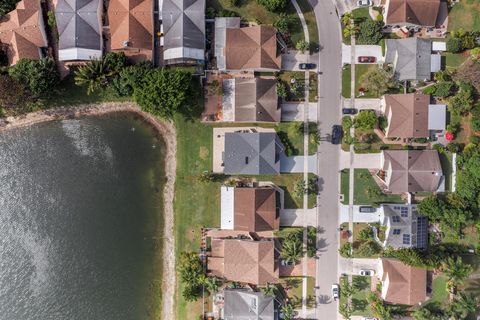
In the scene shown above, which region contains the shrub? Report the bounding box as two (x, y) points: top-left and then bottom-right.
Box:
(378, 116), (388, 130)
(360, 66), (398, 96)
(449, 88), (475, 116)
(342, 116), (353, 129)
(357, 20), (383, 45)
(469, 136), (480, 144)
(422, 85), (436, 95)
(273, 13), (293, 35)
(295, 40), (310, 53)
(433, 81), (455, 98)
(357, 241), (382, 257)
(256, 0), (286, 12)
(339, 242), (352, 258)
(354, 142), (370, 151)
(277, 81), (287, 98)
(8, 58), (59, 98)
(47, 11), (56, 28)
(471, 118), (480, 131)
(358, 227), (374, 240)
(446, 142), (463, 153)
(354, 110), (377, 130)
(447, 37), (463, 53)
(413, 137), (428, 143)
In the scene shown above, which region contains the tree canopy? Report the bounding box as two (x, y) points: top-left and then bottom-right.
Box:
(9, 58), (59, 98)
(0, 74), (34, 115)
(354, 110), (377, 130)
(360, 66), (398, 96)
(357, 20), (383, 45)
(0, 0), (18, 17)
(256, 0), (286, 12)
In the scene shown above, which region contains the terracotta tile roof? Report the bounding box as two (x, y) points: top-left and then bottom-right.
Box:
(381, 258), (427, 305)
(225, 25), (280, 71)
(108, 0), (153, 50)
(382, 150), (443, 193)
(386, 0), (440, 27)
(0, 0), (47, 65)
(384, 93), (430, 138)
(208, 239), (278, 285)
(234, 187), (278, 232)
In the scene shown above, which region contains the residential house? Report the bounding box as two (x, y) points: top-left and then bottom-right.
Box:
(380, 204), (428, 250)
(0, 0), (47, 65)
(161, 0), (205, 65)
(223, 289), (276, 320)
(215, 20), (281, 72)
(107, 0), (153, 60)
(383, 0), (441, 28)
(383, 93), (446, 139)
(213, 127), (284, 175)
(379, 150), (443, 193)
(220, 185), (279, 237)
(379, 258), (427, 305)
(385, 38), (441, 81)
(222, 77), (280, 122)
(55, 0), (103, 61)
(208, 238), (279, 285)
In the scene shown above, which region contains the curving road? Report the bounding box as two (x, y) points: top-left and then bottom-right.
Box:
(308, 0), (343, 318)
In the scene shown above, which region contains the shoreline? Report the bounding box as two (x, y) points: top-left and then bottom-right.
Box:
(0, 102), (177, 320)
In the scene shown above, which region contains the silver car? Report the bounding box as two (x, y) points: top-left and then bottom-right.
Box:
(357, 0), (372, 6)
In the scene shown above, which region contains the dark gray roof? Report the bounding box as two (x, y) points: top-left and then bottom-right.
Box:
(234, 78), (280, 122)
(224, 132), (283, 175)
(55, 0), (102, 50)
(224, 289), (275, 320)
(162, 0), (205, 59)
(385, 38), (431, 81)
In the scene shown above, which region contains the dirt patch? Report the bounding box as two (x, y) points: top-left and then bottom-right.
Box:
(199, 146), (209, 159)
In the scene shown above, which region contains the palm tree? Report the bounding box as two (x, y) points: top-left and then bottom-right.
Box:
(446, 292), (477, 319)
(280, 236), (304, 265)
(203, 276), (222, 294)
(74, 58), (114, 95)
(261, 283), (279, 297)
(339, 303), (353, 320)
(280, 303), (295, 320)
(341, 12), (353, 26)
(442, 256), (472, 291)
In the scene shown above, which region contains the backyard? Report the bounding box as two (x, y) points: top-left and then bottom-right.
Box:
(340, 169), (404, 205)
(438, 151), (453, 192)
(448, 0), (480, 32)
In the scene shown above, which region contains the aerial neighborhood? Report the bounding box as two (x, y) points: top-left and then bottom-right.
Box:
(0, 0), (479, 317)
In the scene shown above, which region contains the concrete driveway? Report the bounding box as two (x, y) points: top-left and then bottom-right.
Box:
(281, 103), (318, 121)
(341, 44), (383, 65)
(280, 208), (317, 226)
(339, 257), (379, 275)
(339, 152), (381, 169)
(339, 204), (382, 223)
(342, 98), (383, 113)
(281, 51), (318, 71)
(280, 154), (318, 173)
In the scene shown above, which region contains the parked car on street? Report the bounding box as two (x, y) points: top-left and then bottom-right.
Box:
(299, 63), (316, 70)
(359, 269), (375, 276)
(358, 56), (376, 63)
(331, 284), (339, 300)
(359, 206), (376, 213)
(356, 0), (372, 6)
(331, 125), (343, 145)
(342, 108), (358, 115)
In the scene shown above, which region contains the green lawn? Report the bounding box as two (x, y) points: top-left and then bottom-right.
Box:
(279, 277), (316, 308)
(309, 71), (318, 102)
(341, 169), (404, 206)
(279, 71), (306, 101)
(341, 169), (350, 204)
(43, 75), (129, 107)
(430, 275), (449, 304)
(206, 0), (304, 46)
(443, 52), (469, 70)
(275, 122), (318, 156)
(438, 151), (453, 192)
(342, 64), (380, 99)
(296, 0), (319, 50)
(353, 128), (405, 153)
(448, 0), (480, 32)
(352, 7), (371, 20)
(339, 276), (374, 316)
(342, 65), (352, 98)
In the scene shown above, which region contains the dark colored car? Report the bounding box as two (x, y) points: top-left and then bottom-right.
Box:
(358, 56), (376, 63)
(342, 108), (358, 115)
(331, 125), (343, 145)
(299, 63), (316, 70)
(359, 206), (377, 213)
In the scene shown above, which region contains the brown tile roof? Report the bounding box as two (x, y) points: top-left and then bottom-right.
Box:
(384, 93), (430, 138)
(234, 187), (279, 232)
(381, 258), (427, 305)
(386, 0), (440, 27)
(382, 150), (443, 193)
(225, 25), (280, 71)
(208, 239), (278, 285)
(234, 78), (280, 122)
(108, 0), (153, 50)
(0, 0), (47, 65)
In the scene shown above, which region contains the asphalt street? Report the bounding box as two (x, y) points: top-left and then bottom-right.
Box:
(308, 0), (343, 318)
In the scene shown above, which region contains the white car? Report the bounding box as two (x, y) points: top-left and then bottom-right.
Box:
(331, 284), (339, 300)
(359, 269), (375, 276)
(362, 318), (379, 320)
(357, 0), (372, 6)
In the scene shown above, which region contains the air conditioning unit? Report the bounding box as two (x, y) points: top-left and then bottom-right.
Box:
(122, 40), (129, 48)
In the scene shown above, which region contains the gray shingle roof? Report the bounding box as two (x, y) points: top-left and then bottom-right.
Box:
(224, 132), (283, 175)
(385, 38), (431, 81)
(224, 289), (275, 320)
(55, 0), (102, 50)
(161, 0), (205, 60)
